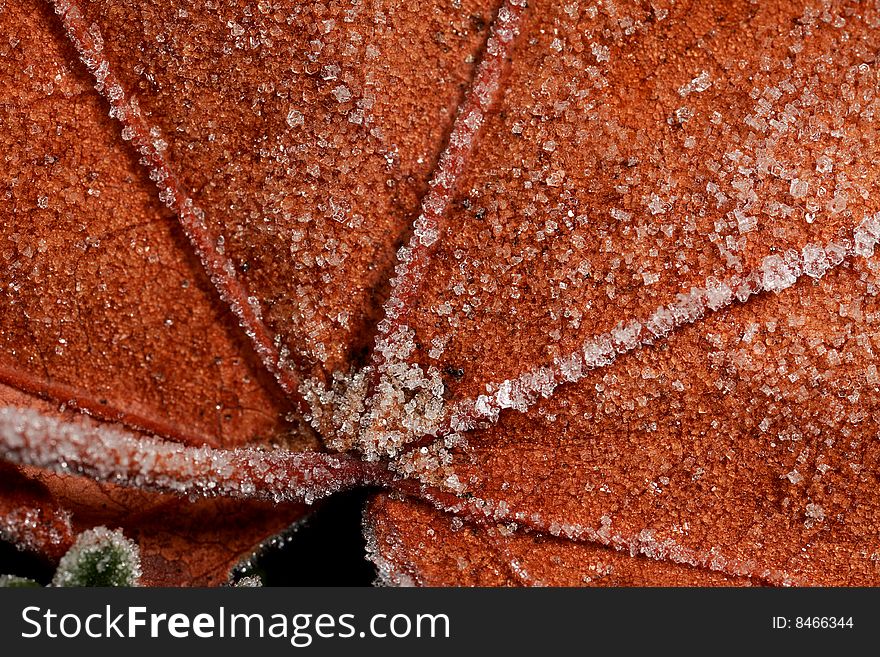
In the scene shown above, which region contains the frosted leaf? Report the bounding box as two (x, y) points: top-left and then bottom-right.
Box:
(56, 0), (498, 398)
(1, 0), (302, 448)
(0, 407), (390, 504)
(355, 0), (527, 456)
(365, 495), (750, 586)
(0, 503), (73, 560)
(404, 189), (880, 583)
(372, 0), (880, 476)
(10, 0), (880, 588)
(760, 254), (799, 293)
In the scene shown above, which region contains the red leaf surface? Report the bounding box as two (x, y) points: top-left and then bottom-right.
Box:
(2, 0), (880, 586)
(0, 381), (312, 585)
(409, 260), (880, 585)
(24, 466), (307, 587)
(365, 0), (880, 585)
(366, 494), (753, 586)
(0, 0), (307, 449)
(69, 0), (497, 392)
(0, 461), (74, 563)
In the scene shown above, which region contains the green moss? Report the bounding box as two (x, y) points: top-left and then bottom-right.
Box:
(0, 574), (41, 588)
(52, 527), (141, 587)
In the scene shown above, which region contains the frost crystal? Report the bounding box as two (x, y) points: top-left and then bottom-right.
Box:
(760, 254), (799, 293)
(285, 108), (304, 129)
(233, 575), (263, 587)
(331, 85), (351, 103)
(678, 70), (712, 96)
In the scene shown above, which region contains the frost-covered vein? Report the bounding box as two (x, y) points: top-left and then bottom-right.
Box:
(370, 0), (527, 371)
(0, 360), (218, 448)
(312, 208), (880, 463)
(0, 407), (393, 504)
(362, 511), (418, 587)
(336, 0), (527, 459)
(50, 0), (309, 414)
(443, 214), (880, 433)
(414, 486), (788, 586)
(483, 531), (537, 586)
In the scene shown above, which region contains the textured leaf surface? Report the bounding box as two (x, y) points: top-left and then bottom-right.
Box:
(0, 1), (319, 582)
(3, 0), (880, 587)
(374, 0), (880, 584)
(73, 0), (497, 385)
(28, 467), (307, 586)
(0, 460), (74, 563)
(1, 0), (307, 449)
(413, 259), (880, 584)
(375, 0), (880, 440)
(366, 495), (752, 586)
(0, 383), (310, 585)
